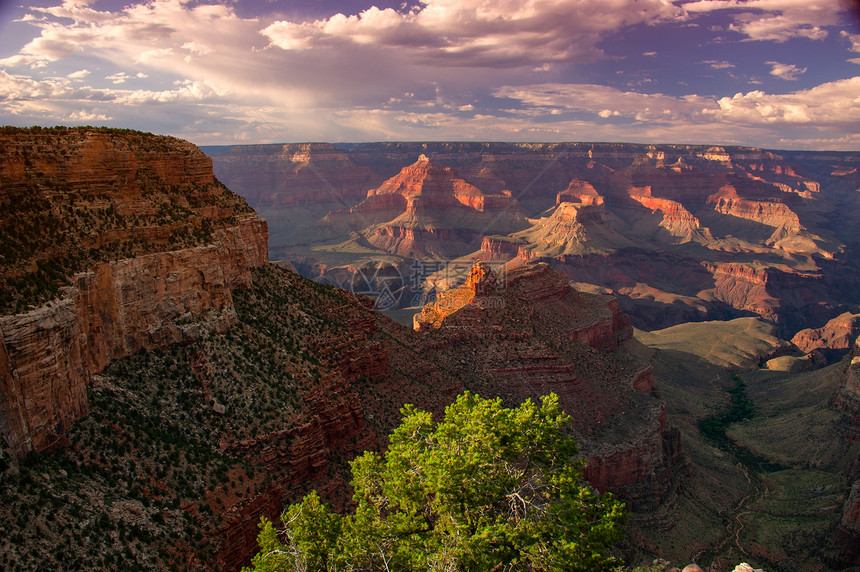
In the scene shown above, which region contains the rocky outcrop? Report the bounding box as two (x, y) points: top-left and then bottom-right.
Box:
(0, 128), (269, 464)
(414, 262), (684, 511)
(565, 295), (633, 352)
(764, 351), (827, 373)
(329, 155), (526, 258)
(792, 312), (860, 356)
(77, 215), (267, 372)
(514, 201), (633, 257)
(1, 218), (268, 460)
(834, 336), (860, 437)
(215, 485), (284, 571)
(628, 186), (712, 244)
(557, 179), (604, 206)
(479, 235), (525, 261)
(583, 406), (684, 512)
(706, 184), (800, 229)
(709, 263), (780, 322)
(0, 297), (88, 456)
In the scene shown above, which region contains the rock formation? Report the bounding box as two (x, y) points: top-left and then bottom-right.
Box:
(835, 336), (860, 437)
(323, 155), (527, 258)
(791, 312), (860, 356)
(0, 127), (269, 463)
(706, 183), (801, 230)
(209, 141), (859, 333)
(832, 336), (860, 566)
(415, 261), (684, 511)
(628, 185), (712, 244)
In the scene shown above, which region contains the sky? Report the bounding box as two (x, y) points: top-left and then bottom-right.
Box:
(1, 0), (859, 149)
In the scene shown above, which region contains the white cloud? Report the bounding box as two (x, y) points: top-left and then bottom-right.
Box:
(766, 60), (807, 79)
(66, 69), (90, 79)
(705, 78), (860, 125)
(702, 60), (735, 69)
(261, 0), (685, 67)
(682, 0), (841, 42)
(496, 77), (860, 129)
(105, 72), (128, 84)
(842, 30), (860, 53)
(68, 109), (111, 121)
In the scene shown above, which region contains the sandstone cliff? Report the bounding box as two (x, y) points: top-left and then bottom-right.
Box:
(835, 336), (860, 437)
(211, 141), (858, 332)
(791, 312), (860, 357)
(414, 261), (684, 511)
(323, 155), (527, 258)
(0, 127), (269, 463)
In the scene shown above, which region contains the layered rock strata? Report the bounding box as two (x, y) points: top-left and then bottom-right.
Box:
(0, 128), (269, 463)
(415, 261), (684, 511)
(324, 155), (526, 258)
(209, 141), (859, 332)
(792, 312), (860, 356)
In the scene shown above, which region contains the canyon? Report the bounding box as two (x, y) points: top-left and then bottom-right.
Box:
(0, 129), (685, 570)
(208, 142), (860, 337)
(2, 129), (859, 571)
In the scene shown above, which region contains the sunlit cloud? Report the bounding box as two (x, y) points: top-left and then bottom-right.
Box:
(682, 0), (842, 42)
(0, 0), (856, 149)
(766, 60), (807, 79)
(496, 77), (860, 129)
(702, 60), (735, 69)
(261, 0), (685, 67)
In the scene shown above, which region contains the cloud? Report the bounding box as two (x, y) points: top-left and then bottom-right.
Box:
(261, 0), (685, 68)
(842, 30), (860, 56)
(105, 72), (130, 84)
(493, 83), (711, 122)
(495, 77), (860, 129)
(702, 60), (735, 69)
(766, 60), (807, 79)
(0, 0), (856, 150)
(68, 109), (111, 121)
(682, 0), (841, 42)
(705, 78), (860, 125)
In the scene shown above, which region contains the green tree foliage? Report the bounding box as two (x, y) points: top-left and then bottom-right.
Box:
(244, 392), (627, 571)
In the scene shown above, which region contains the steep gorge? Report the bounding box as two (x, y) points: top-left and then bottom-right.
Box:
(1, 129), (688, 570)
(209, 142), (860, 335)
(1, 127), (269, 464)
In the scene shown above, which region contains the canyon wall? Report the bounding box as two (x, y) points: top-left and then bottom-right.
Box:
(209, 142), (860, 334)
(832, 337), (860, 565)
(415, 261), (685, 512)
(0, 128), (269, 463)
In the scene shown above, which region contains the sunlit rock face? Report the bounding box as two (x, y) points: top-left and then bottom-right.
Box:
(0, 128), (268, 462)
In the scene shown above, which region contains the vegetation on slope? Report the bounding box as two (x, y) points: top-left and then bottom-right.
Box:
(245, 392), (627, 572)
(0, 264), (441, 569)
(0, 125), (253, 313)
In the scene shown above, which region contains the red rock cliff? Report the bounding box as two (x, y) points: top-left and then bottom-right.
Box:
(413, 261), (684, 512)
(0, 128), (269, 463)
